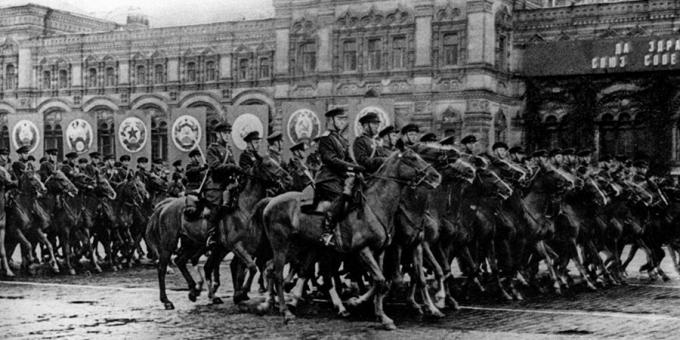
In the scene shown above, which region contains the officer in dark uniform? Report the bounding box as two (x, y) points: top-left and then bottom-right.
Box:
(396, 123), (420, 150)
(378, 126), (399, 151)
(287, 141), (314, 190)
(11, 146), (31, 180)
(136, 157), (150, 181)
(0, 148), (9, 168)
(152, 159), (167, 181)
(419, 132), (439, 144)
(316, 108), (364, 246)
(185, 149), (206, 193)
(120, 155), (132, 180)
(85, 152), (101, 178)
(461, 135), (478, 155)
(352, 112), (387, 174)
(39, 148), (58, 182)
(60, 152), (79, 178)
(168, 159), (184, 197)
(204, 122), (242, 249)
(266, 131), (283, 164)
(239, 131), (262, 172)
(102, 154), (116, 180)
(26, 155), (36, 172)
(509, 146), (525, 163)
(549, 148), (563, 168)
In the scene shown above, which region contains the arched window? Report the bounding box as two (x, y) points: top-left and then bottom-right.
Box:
(58, 69), (69, 88)
(93, 107), (115, 156)
(205, 61), (216, 81)
(136, 65), (146, 84)
(545, 115), (563, 150)
(186, 62), (196, 82)
(5, 64), (15, 89)
(44, 109), (64, 159)
(154, 64), (165, 84)
(88, 68), (97, 87)
(238, 58), (249, 80)
(300, 42), (316, 72)
(105, 67), (116, 86)
(43, 70), (52, 89)
(188, 102), (219, 145)
(258, 58), (270, 79)
(0, 113), (9, 151)
(599, 114), (616, 157)
(142, 105), (168, 161)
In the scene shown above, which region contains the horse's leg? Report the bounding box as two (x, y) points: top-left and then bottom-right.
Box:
(0, 227), (14, 277)
(12, 226), (35, 266)
(231, 257), (248, 304)
(487, 239), (512, 301)
(60, 226), (76, 276)
(206, 248), (225, 304)
(570, 238), (597, 290)
(423, 241), (448, 309)
(459, 245), (485, 293)
(174, 245), (200, 302)
(413, 243), (444, 318)
(621, 243), (638, 273)
(357, 247), (395, 330)
(536, 240), (562, 295)
(33, 226), (59, 273)
(83, 228), (102, 273)
(636, 239), (658, 280)
(157, 248), (174, 310)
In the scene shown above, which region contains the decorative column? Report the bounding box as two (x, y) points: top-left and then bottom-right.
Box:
(466, 0), (494, 65)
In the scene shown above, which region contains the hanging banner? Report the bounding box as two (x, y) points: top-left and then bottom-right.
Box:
(115, 110), (151, 168)
(348, 98), (395, 141)
(281, 102), (324, 162)
(62, 111), (97, 157)
(167, 107), (206, 166)
(225, 104), (269, 162)
(8, 113), (43, 161)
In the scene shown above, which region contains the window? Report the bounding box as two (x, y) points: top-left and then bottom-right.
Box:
(494, 111), (507, 145)
(343, 40), (357, 71)
(0, 125), (8, 152)
(5, 64), (15, 89)
(88, 68), (97, 87)
(186, 62), (196, 82)
(44, 110), (64, 159)
(188, 102), (219, 145)
(301, 42), (316, 72)
(258, 58), (270, 79)
(151, 120), (168, 161)
(496, 33), (508, 70)
(367, 39), (382, 71)
(43, 70), (52, 89)
(238, 58), (249, 80)
(105, 67), (116, 86)
(58, 69), (68, 88)
(97, 121), (115, 156)
(154, 64), (165, 84)
(392, 36), (406, 69)
(206, 61), (216, 81)
(136, 65), (146, 84)
(443, 33), (459, 66)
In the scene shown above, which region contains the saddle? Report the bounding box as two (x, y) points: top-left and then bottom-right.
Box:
(299, 185), (323, 215)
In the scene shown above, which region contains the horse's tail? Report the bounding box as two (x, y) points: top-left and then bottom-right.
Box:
(145, 202), (167, 259)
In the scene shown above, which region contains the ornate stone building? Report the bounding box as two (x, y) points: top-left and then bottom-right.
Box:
(3, 0), (678, 171)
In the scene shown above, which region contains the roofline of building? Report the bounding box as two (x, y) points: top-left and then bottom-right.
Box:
(0, 3), (121, 26)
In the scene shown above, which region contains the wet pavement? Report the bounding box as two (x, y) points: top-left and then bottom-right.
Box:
(2, 248), (680, 339)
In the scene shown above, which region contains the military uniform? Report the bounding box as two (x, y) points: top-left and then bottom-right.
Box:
(352, 134), (387, 174)
(239, 148), (261, 173)
(314, 130), (358, 202)
(185, 159), (206, 192)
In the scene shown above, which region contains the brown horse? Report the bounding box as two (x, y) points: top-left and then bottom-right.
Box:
(146, 155), (291, 310)
(258, 148), (441, 330)
(42, 170), (79, 275)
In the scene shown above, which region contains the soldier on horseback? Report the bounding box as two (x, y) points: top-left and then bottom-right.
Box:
(266, 131), (283, 164)
(460, 135), (478, 155)
(185, 149), (206, 193)
(102, 154), (116, 180)
(86, 152), (101, 178)
(239, 131), (262, 171)
(378, 125), (398, 151)
(168, 160), (185, 197)
(136, 157), (150, 180)
(204, 122), (242, 250)
(39, 148), (58, 182)
(353, 112), (388, 174)
(396, 123), (419, 150)
(317, 108), (364, 246)
(419, 132), (439, 145)
(11, 146), (31, 179)
(60, 152), (78, 178)
(287, 141), (314, 189)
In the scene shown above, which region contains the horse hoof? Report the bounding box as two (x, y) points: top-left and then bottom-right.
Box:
(212, 297), (224, 304)
(111, 266), (118, 272)
(446, 296), (460, 310)
(346, 297), (360, 308)
(233, 293), (249, 304)
(164, 302), (175, 310)
(338, 309), (350, 318)
(383, 321), (397, 331)
(4, 270), (15, 278)
(188, 291), (198, 302)
(256, 303), (270, 315)
(428, 309), (445, 319)
(587, 282), (598, 291)
(435, 300), (445, 310)
(284, 312), (296, 324)
(68, 268), (76, 276)
(52, 266), (60, 274)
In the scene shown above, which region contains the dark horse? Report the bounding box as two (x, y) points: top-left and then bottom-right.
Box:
(146, 155), (292, 310)
(259, 148), (441, 330)
(42, 170), (79, 274)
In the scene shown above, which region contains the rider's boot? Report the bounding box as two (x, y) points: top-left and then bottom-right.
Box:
(319, 194), (349, 246)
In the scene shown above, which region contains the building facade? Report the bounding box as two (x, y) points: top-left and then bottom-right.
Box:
(2, 0), (678, 171)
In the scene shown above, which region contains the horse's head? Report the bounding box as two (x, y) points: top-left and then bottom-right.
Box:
(442, 157), (476, 184)
(492, 158), (528, 184)
(412, 144), (474, 184)
(252, 155), (294, 190)
(533, 166), (575, 195)
(583, 176), (609, 207)
(122, 175), (150, 206)
(379, 148), (441, 189)
(45, 170), (78, 197)
(145, 172), (168, 193)
(95, 173), (117, 200)
(474, 167), (513, 201)
(21, 170), (47, 197)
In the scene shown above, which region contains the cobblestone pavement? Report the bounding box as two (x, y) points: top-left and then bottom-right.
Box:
(2, 247), (680, 339)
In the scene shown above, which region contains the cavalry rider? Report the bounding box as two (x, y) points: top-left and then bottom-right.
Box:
(85, 152), (101, 178)
(152, 159), (167, 181)
(419, 132), (439, 145)
(396, 123), (419, 150)
(167, 160), (185, 197)
(39, 148), (59, 182)
(287, 141), (314, 189)
(317, 108), (364, 246)
(110, 155), (132, 186)
(0, 149), (9, 168)
(353, 112), (388, 174)
(11, 145), (31, 180)
(185, 149), (207, 193)
(460, 135), (478, 155)
(102, 154), (116, 180)
(204, 122), (242, 250)
(575, 149), (594, 177)
(561, 148), (577, 172)
(136, 157), (150, 178)
(266, 131), (283, 164)
(239, 131), (263, 172)
(549, 148), (563, 168)
(378, 125), (399, 151)
(26, 155), (36, 171)
(509, 146), (526, 163)
(60, 152), (78, 178)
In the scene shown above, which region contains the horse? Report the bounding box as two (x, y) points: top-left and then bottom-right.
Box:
(104, 174), (148, 270)
(258, 148), (441, 330)
(146, 155), (292, 310)
(42, 170), (79, 275)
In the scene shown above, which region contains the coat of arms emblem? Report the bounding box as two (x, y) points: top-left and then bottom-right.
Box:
(65, 119), (93, 154)
(12, 119), (40, 153)
(118, 117), (148, 153)
(354, 106), (390, 137)
(231, 113), (264, 151)
(172, 115), (201, 152)
(287, 109), (320, 144)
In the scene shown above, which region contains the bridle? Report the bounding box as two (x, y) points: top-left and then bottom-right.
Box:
(367, 152), (436, 189)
